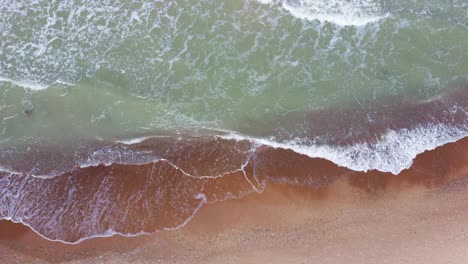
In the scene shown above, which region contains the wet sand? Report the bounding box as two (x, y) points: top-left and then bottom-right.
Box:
(2, 137), (468, 263)
(2, 161), (468, 263)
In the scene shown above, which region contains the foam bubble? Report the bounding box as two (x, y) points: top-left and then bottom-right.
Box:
(258, 0), (388, 26)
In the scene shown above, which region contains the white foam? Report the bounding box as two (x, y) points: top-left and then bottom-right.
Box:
(116, 136), (153, 145)
(219, 124), (468, 175)
(0, 76), (76, 90)
(258, 0), (388, 26)
(0, 192), (207, 244)
(0, 76), (49, 90)
(77, 146), (160, 169)
(115, 135), (175, 145)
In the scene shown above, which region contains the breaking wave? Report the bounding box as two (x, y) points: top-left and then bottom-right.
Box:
(257, 0), (388, 26)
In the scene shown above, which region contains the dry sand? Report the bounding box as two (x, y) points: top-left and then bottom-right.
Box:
(2, 168), (468, 264)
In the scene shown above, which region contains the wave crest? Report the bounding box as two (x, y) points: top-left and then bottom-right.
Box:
(257, 0), (388, 26)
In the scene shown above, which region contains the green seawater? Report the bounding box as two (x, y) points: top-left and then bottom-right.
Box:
(0, 0), (467, 144)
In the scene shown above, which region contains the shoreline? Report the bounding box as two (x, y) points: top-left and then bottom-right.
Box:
(2, 161), (468, 263)
(1, 136), (468, 244)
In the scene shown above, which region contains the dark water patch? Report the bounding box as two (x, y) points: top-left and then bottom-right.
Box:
(238, 81), (468, 146)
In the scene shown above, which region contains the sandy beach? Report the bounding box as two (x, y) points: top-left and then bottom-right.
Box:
(2, 154), (468, 264)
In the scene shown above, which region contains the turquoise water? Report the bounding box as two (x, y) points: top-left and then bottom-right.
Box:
(1, 0), (467, 142)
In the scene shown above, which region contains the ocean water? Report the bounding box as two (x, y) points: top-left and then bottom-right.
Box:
(0, 0), (467, 243)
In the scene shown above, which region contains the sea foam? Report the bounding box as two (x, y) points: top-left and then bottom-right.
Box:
(257, 0), (388, 26)
(219, 124), (468, 175)
(0, 76), (49, 90)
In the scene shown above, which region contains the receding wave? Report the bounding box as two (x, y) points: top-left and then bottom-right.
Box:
(2, 135), (468, 243)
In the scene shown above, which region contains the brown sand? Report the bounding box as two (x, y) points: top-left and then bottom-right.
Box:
(2, 167), (468, 263)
